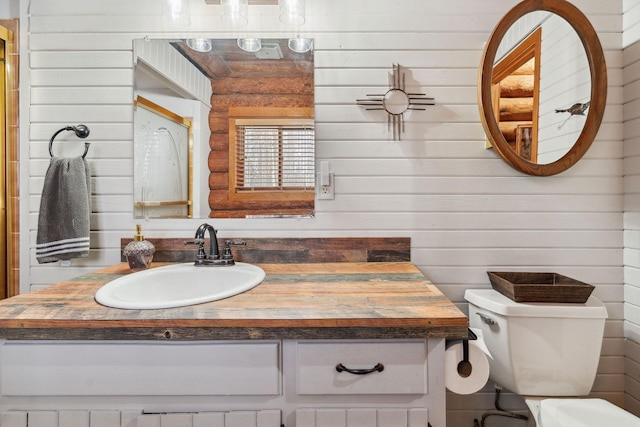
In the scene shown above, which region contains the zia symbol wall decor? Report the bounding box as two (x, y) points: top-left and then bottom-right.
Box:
(357, 64), (435, 140)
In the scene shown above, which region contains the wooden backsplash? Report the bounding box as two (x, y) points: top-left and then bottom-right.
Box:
(121, 237), (411, 264)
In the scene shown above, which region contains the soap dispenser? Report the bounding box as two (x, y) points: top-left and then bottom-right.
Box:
(123, 224), (156, 272)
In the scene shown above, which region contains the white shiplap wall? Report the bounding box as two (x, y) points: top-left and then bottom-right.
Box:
(21, 0), (624, 426)
(623, 0), (640, 418)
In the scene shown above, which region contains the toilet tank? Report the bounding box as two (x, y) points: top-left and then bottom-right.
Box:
(465, 289), (607, 396)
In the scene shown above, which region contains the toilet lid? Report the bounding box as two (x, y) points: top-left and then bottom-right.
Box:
(539, 398), (639, 427)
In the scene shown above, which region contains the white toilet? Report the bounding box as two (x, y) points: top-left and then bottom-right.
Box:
(465, 289), (640, 426)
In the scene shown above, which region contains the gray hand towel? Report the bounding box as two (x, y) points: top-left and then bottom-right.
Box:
(36, 156), (91, 263)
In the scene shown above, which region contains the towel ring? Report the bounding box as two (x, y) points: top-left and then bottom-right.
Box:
(48, 125), (91, 158)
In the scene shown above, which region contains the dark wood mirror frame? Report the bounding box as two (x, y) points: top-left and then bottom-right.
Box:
(478, 0), (607, 176)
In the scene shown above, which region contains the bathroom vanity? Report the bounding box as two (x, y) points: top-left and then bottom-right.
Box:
(0, 261), (467, 427)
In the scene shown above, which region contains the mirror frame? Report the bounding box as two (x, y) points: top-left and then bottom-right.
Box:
(478, 0), (607, 176)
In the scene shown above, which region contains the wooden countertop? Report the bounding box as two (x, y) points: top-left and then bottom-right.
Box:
(0, 262), (468, 341)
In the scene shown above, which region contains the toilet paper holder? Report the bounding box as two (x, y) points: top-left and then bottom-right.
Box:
(446, 329), (478, 355)
(445, 327), (491, 396)
(457, 328), (478, 377)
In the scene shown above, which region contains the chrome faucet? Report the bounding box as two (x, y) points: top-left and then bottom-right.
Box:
(184, 223), (244, 266)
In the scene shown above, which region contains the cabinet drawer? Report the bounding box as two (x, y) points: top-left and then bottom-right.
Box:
(296, 340), (427, 395)
(0, 341), (280, 396)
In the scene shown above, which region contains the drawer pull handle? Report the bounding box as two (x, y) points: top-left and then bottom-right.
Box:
(335, 363), (384, 375)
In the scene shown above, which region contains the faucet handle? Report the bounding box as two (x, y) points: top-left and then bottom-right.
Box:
(184, 239), (206, 260)
(222, 240), (246, 260)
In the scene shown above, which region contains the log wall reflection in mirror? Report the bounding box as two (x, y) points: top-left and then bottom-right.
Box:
(478, 0), (607, 176)
(134, 38), (315, 218)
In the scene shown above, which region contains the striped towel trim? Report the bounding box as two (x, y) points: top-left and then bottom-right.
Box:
(36, 237), (90, 258)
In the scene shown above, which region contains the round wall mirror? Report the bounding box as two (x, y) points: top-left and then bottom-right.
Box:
(478, 0), (607, 176)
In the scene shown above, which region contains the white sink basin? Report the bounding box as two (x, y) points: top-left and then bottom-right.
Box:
(95, 262), (266, 309)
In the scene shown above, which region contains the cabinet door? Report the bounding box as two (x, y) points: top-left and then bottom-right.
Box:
(138, 410), (281, 427)
(0, 341), (280, 396)
(0, 410), (282, 427)
(296, 340), (427, 395)
(296, 408), (429, 427)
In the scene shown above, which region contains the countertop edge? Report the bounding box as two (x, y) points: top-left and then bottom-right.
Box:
(0, 325), (470, 341)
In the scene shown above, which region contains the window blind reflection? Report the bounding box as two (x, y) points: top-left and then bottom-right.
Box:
(236, 124), (315, 191)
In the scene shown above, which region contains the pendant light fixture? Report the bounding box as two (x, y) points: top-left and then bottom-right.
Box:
(221, 0), (249, 27)
(187, 38), (212, 52)
(288, 37), (313, 53)
(237, 38), (262, 53)
(279, 0), (305, 27)
(163, 0), (191, 27)
(221, 0), (260, 53)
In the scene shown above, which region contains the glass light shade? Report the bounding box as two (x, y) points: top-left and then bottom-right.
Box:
(237, 38), (262, 53)
(163, 0), (191, 27)
(187, 38), (212, 52)
(279, 0), (305, 26)
(221, 0), (248, 27)
(288, 38), (313, 53)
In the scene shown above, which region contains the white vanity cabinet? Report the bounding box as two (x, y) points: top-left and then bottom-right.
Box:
(0, 260), (466, 427)
(0, 338), (446, 427)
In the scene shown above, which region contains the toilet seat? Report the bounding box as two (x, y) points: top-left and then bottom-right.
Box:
(526, 398), (639, 427)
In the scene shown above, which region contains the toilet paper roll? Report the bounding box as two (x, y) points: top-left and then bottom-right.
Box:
(445, 340), (490, 395)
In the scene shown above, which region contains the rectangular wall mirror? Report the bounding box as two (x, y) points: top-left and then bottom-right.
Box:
(133, 38), (315, 219)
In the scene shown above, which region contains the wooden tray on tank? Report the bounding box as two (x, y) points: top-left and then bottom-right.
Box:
(487, 271), (594, 303)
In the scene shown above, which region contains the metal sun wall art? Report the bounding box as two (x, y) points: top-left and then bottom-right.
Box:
(357, 64), (435, 140)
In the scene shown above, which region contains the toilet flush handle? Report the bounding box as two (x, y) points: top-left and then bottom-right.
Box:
(476, 312), (497, 326)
